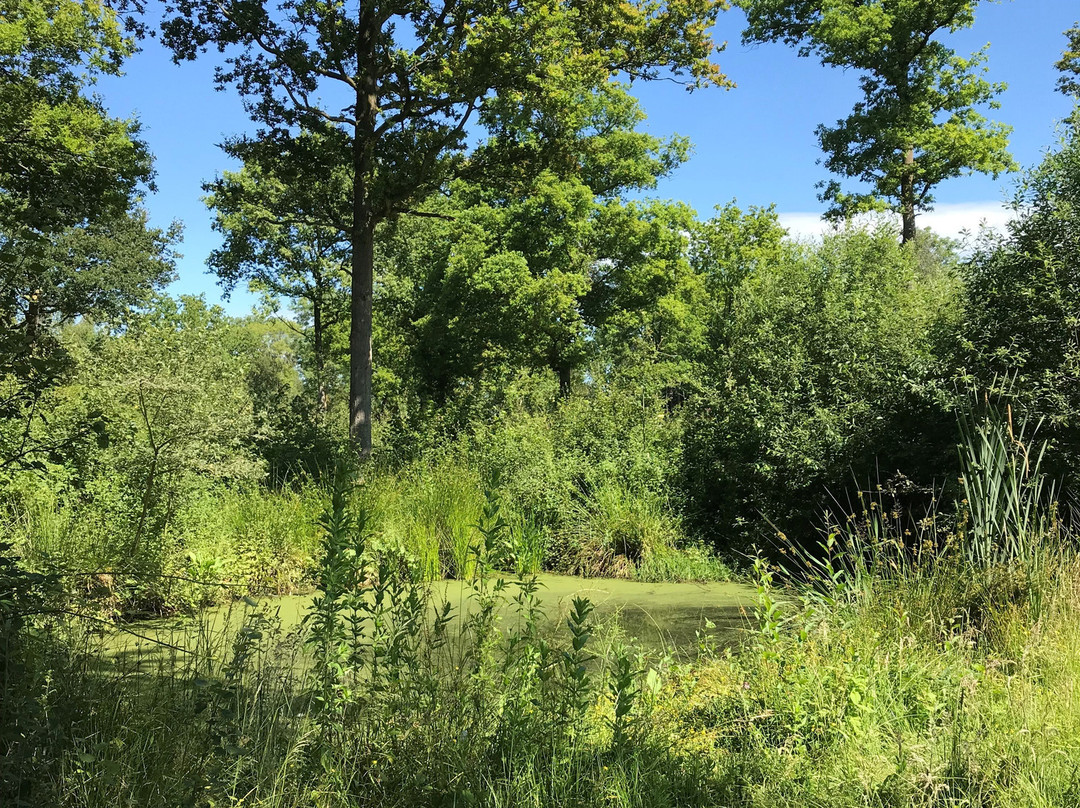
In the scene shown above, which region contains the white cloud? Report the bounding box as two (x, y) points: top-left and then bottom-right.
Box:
(777, 202), (1015, 244)
(918, 202), (1016, 240)
(776, 211), (832, 240)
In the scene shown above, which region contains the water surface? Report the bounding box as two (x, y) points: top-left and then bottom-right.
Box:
(104, 575), (756, 664)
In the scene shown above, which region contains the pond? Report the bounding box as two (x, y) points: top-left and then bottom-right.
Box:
(103, 574), (757, 667)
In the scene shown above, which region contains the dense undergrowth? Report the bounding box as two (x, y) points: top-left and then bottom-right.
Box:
(3, 411), (1079, 807)
(2, 437), (731, 617)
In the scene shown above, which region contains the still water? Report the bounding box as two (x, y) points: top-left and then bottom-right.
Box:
(104, 575), (757, 664)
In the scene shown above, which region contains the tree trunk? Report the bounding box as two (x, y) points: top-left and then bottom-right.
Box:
(349, 13), (378, 459)
(900, 147), (917, 244)
(558, 365), (572, 399)
(349, 220), (374, 457)
(25, 289), (43, 348)
(312, 294), (327, 416)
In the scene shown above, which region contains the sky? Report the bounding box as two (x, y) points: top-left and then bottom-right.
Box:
(96, 2), (1080, 315)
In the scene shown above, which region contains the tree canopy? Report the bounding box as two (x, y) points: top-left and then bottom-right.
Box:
(1059, 23), (1080, 97)
(204, 132), (350, 411)
(0, 0), (153, 240)
(161, 0), (730, 456)
(738, 0), (1014, 242)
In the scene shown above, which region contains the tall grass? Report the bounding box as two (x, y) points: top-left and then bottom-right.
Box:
(2, 474), (678, 806)
(957, 402), (1062, 619)
(4, 442), (729, 620)
(356, 462), (729, 583)
(6, 429), (1080, 806)
(558, 481), (732, 581)
(1, 479), (324, 614)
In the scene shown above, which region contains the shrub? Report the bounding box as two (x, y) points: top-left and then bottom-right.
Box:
(961, 113), (1080, 486)
(682, 225), (961, 546)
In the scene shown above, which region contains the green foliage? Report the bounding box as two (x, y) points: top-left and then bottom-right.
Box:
(0, 0), (177, 480)
(8, 466), (1080, 807)
(683, 224), (961, 542)
(957, 403), (1058, 574)
(77, 299), (260, 578)
(459, 379), (705, 575)
(0, 0), (152, 239)
(4, 474), (323, 614)
(738, 0), (1014, 239)
(961, 113), (1080, 482)
(690, 201), (788, 316)
(161, 0), (728, 453)
(1058, 22), (1080, 97)
(563, 482), (678, 577)
(1, 209), (179, 335)
(634, 542), (733, 583)
(588, 200), (709, 392)
(376, 95), (698, 418)
(0, 298), (332, 612)
(204, 131), (351, 420)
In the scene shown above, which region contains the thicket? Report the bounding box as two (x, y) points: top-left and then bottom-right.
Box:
(7, 1), (1080, 803)
(7, 110), (1080, 612)
(4, 401), (1080, 807)
(0, 217), (958, 613)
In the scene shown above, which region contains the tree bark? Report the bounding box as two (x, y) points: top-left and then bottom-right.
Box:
(349, 219), (374, 457)
(312, 293), (327, 416)
(900, 147), (917, 244)
(558, 365), (572, 399)
(25, 289), (43, 348)
(349, 12), (378, 459)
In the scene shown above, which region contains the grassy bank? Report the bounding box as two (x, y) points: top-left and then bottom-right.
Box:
(5, 407), (1073, 806)
(4, 465), (1080, 807)
(1, 453), (731, 616)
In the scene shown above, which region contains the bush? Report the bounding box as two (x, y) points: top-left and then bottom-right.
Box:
(682, 225), (961, 546)
(559, 481), (678, 577)
(961, 113), (1080, 485)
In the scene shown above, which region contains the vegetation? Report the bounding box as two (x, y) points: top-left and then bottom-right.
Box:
(5, 0), (1080, 804)
(738, 0), (1015, 241)
(160, 0), (729, 455)
(1058, 22), (1080, 97)
(5, 415), (1080, 806)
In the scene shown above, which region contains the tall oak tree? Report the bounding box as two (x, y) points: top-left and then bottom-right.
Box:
(161, 0), (728, 456)
(738, 0), (1014, 242)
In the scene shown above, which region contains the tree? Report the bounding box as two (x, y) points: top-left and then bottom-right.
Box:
(161, 0), (729, 457)
(376, 83), (696, 415)
(205, 132), (350, 413)
(738, 0), (1014, 243)
(1058, 23), (1080, 98)
(0, 0), (171, 472)
(0, 0), (153, 243)
(83, 297), (260, 567)
(682, 223), (961, 543)
(586, 200), (709, 394)
(1, 210), (179, 343)
(1, 0), (161, 341)
(962, 113), (1080, 483)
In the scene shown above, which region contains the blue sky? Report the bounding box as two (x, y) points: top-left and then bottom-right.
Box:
(97, 2), (1080, 315)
